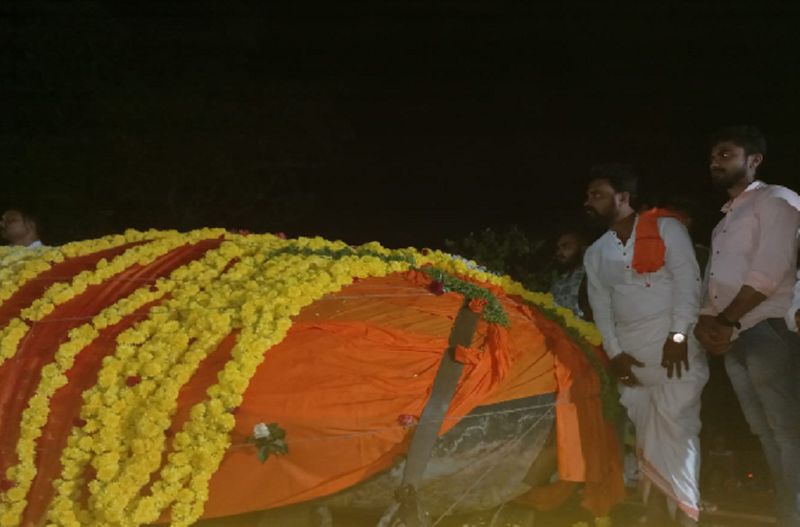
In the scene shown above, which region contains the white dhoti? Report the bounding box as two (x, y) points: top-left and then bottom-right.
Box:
(617, 317), (709, 520)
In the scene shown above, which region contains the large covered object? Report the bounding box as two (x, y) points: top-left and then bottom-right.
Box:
(0, 230), (623, 526)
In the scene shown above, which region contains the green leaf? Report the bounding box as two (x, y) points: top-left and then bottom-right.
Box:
(271, 426), (286, 439)
(258, 446), (269, 463)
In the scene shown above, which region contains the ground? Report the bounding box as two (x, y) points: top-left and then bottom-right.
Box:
(203, 487), (777, 527)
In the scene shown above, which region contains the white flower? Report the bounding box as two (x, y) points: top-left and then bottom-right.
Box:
(253, 422), (271, 440)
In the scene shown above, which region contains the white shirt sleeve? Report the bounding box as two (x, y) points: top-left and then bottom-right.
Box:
(584, 247), (624, 358)
(661, 218), (702, 334)
(787, 270), (800, 332)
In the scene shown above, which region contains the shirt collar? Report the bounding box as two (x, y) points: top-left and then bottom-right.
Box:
(26, 240), (43, 249)
(721, 180), (765, 213)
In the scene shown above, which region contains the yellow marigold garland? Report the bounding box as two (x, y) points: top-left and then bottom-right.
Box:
(84, 243), (276, 525)
(0, 285), (166, 526)
(0, 233), (607, 527)
(0, 229), (225, 367)
(0, 230), (233, 527)
(151, 250), (410, 526)
(0, 231), (161, 308)
(419, 249), (602, 345)
(44, 237), (277, 527)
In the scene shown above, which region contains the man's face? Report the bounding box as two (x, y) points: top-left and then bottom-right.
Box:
(555, 234), (583, 268)
(0, 210), (33, 245)
(709, 141), (760, 189)
(584, 178), (622, 227)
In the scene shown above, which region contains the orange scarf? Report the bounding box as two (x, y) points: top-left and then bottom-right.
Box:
(631, 208), (684, 273)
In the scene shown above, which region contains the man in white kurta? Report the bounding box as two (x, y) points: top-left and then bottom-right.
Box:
(583, 165), (708, 525)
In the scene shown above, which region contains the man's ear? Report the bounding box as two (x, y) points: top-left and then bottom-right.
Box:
(749, 153), (764, 171)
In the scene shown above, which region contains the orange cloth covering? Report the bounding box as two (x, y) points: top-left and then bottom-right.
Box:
(0, 238), (623, 525)
(512, 303), (626, 516)
(631, 208), (684, 273)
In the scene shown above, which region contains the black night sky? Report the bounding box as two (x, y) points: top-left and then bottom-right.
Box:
(3, 1), (800, 248)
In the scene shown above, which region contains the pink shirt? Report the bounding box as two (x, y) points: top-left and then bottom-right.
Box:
(701, 181), (800, 332)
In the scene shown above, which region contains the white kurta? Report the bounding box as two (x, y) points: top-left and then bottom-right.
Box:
(584, 216), (709, 520)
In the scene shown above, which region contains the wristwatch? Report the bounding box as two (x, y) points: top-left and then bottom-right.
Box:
(715, 312), (742, 330)
(669, 332), (686, 344)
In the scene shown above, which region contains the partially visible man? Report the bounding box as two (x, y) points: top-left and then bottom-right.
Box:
(694, 126), (800, 526)
(583, 164), (707, 526)
(550, 228), (588, 318)
(1, 208), (43, 248)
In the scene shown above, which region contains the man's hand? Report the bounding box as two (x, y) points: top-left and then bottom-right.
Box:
(662, 337), (689, 379)
(610, 352), (644, 387)
(694, 315), (733, 355)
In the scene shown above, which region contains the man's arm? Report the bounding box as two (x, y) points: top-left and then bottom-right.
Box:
(583, 250), (623, 358)
(662, 218), (702, 333)
(661, 218), (700, 377)
(584, 249), (643, 385)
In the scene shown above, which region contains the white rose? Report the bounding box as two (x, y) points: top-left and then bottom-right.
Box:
(253, 423), (271, 440)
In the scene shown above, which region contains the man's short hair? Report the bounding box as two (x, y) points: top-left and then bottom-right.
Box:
(589, 163), (640, 208)
(709, 125), (767, 156)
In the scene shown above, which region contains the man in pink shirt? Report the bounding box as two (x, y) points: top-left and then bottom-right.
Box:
(695, 126), (800, 525)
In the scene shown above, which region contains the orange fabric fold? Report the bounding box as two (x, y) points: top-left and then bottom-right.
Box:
(455, 345), (482, 365)
(513, 302), (625, 516)
(632, 208), (683, 273)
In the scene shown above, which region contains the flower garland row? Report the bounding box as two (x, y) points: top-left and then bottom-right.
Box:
(0, 230), (170, 307)
(266, 244), (510, 326)
(89, 243), (284, 525)
(45, 236), (280, 527)
(46, 239), (411, 526)
(0, 233), (251, 527)
(44, 238), (324, 523)
(0, 233), (610, 527)
(155, 251), (408, 526)
(0, 229), (226, 367)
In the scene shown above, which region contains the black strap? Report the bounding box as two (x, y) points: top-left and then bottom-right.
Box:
(380, 298), (480, 527)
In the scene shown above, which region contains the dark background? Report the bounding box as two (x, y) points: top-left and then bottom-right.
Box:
(3, 1), (800, 250)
